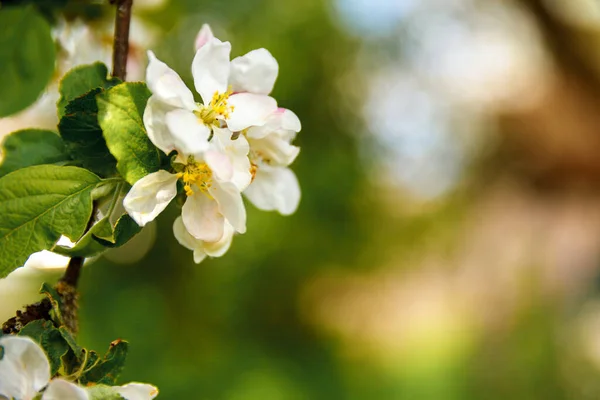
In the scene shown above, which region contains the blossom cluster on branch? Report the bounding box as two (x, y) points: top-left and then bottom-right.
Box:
(123, 24), (301, 263)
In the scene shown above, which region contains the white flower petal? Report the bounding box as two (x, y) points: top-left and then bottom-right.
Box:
(194, 24), (214, 50)
(0, 266), (64, 323)
(192, 38), (231, 105)
(226, 93), (278, 132)
(123, 170), (179, 226)
(42, 379), (88, 400)
(173, 216), (199, 252)
(278, 108), (302, 139)
(143, 95), (178, 155)
(173, 216), (233, 263)
(204, 222), (235, 257)
(229, 48), (279, 95)
(244, 166), (300, 215)
(245, 108), (301, 140)
(193, 250), (208, 264)
(116, 383), (159, 400)
(208, 180), (246, 234)
(182, 192), (224, 242)
(205, 150), (233, 182)
(0, 336), (50, 400)
(146, 51), (196, 110)
(165, 109), (211, 156)
(211, 128), (252, 190)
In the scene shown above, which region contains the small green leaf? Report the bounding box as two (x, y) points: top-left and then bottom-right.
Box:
(0, 129), (70, 177)
(0, 5), (56, 117)
(0, 165), (102, 277)
(57, 62), (120, 119)
(97, 82), (161, 185)
(59, 89), (118, 178)
(18, 320), (70, 376)
(80, 339), (128, 385)
(96, 214), (142, 247)
(86, 385), (126, 400)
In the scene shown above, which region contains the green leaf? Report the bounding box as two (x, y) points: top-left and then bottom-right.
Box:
(0, 165), (102, 277)
(97, 82), (161, 185)
(0, 5), (56, 117)
(57, 62), (120, 119)
(0, 129), (70, 177)
(86, 385), (126, 400)
(96, 214), (142, 247)
(80, 339), (128, 385)
(18, 320), (70, 376)
(59, 89), (118, 177)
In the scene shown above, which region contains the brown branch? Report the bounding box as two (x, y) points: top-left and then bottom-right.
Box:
(111, 0), (133, 81)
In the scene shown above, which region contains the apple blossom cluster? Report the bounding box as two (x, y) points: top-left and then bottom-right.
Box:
(123, 24), (301, 263)
(0, 336), (158, 400)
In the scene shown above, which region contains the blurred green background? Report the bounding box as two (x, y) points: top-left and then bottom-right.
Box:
(8, 0), (600, 398)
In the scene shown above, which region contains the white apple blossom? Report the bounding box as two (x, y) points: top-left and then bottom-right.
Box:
(244, 108), (302, 215)
(194, 25), (302, 215)
(123, 127), (250, 242)
(0, 336), (159, 400)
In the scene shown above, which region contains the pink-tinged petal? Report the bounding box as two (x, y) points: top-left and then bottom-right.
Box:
(146, 51), (196, 110)
(143, 95), (178, 155)
(194, 24), (214, 50)
(208, 180), (246, 233)
(226, 93), (277, 132)
(42, 379), (88, 400)
(182, 192), (224, 242)
(229, 48), (278, 95)
(192, 39), (231, 105)
(122, 170), (179, 226)
(165, 109), (211, 156)
(204, 222), (234, 257)
(116, 383), (159, 400)
(244, 166), (300, 215)
(0, 336), (50, 400)
(279, 108), (302, 133)
(205, 149), (233, 182)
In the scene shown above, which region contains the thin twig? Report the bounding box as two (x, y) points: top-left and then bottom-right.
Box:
(111, 0), (133, 80)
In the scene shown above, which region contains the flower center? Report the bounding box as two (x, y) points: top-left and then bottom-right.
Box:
(176, 159), (213, 196)
(195, 89), (235, 126)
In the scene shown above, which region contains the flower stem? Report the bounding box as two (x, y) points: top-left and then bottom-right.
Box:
(111, 0), (133, 81)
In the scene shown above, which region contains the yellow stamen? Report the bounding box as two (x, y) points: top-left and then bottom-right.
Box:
(176, 159), (212, 196)
(250, 163), (258, 183)
(194, 89), (235, 126)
